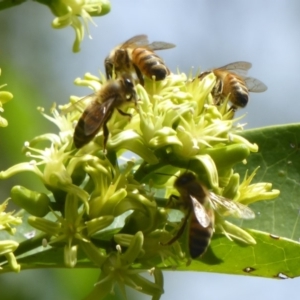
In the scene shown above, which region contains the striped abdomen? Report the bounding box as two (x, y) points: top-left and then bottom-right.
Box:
(73, 114), (97, 148)
(215, 71), (249, 108)
(188, 210), (214, 259)
(131, 47), (170, 81)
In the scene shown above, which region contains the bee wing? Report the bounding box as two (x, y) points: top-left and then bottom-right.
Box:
(217, 61), (252, 77)
(147, 41), (176, 51)
(190, 195), (211, 228)
(83, 98), (115, 135)
(209, 192), (255, 220)
(244, 77), (268, 93)
(121, 34), (149, 48)
(60, 93), (96, 114)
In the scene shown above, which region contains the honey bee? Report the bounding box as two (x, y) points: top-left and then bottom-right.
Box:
(198, 61), (267, 110)
(105, 34), (175, 86)
(73, 75), (137, 150)
(163, 172), (255, 259)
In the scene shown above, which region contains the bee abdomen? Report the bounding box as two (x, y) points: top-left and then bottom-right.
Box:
(229, 75), (249, 107)
(189, 215), (213, 259)
(233, 90), (248, 107)
(74, 118), (91, 148)
(132, 48), (169, 80)
(73, 114), (101, 148)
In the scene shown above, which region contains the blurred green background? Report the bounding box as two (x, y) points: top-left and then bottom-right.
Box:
(1, 1), (300, 299)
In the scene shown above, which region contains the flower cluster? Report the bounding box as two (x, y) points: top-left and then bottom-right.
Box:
(0, 199), (22, 272)
(38, 0), (111, 52)
(0, 71), (279, 298)
(0, 70), (20, 272)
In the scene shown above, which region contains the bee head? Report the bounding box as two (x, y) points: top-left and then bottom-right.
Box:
(174, 172), (196, 188)
(118, 75), (137, 103)
(124, 77), (134, 90)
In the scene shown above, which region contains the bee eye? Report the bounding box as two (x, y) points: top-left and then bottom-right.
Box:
(124, 78), (134, 88)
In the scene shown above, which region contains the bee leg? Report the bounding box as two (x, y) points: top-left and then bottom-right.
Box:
(214, 96), (221, 106)
(166, 195), (180, 208)
(104, 59), (114, 80)
(229, 105), (237, 112)
(133, 64), (144, 86)
(102, 120), (109, 154)
(227, 105), (237, 119)
(212, 81), (223, 106)
(117, 108), (132, 120)
(214, 79), (223, 95)
(161, 211), (190, 246)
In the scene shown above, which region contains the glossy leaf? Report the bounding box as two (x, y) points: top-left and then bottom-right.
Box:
(170, 124), (300, 278)
(236, 124), (300, 241)
(175, 230), (300, 279)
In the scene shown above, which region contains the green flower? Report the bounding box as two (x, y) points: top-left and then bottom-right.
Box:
(237, 167), (280, 205)
(0, 199), (22, 235)
(0, 240), (20, 272)
(46, 0), (111, 52)
(0, 69), (13, 127)
(28, 193), (110, 267)
(86, 232), (164, 300)
(0, 105), (90, 210)
(0, 199), (21, 272)
(215, 217), (256, 245)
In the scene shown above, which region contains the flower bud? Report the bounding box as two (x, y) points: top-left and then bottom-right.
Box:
(71, 164), (87, 186)
(121, 231), (144, 265)
(222, 173), (240, 199)
(0, 240), (18, 256)
(4, 252), (20, 273)
(150, 268), (164, 300)
(216, 219), (256, 245)
(86, 215), (114, 236)
(11, 186), (50, 217)
(126, 272), (163, 296)
(114, 234), (134, 248)
(201, 143), (250, 169)
(79, 241), (107, 266)
(28, 216), (61, 235)
(108, 130), (158, 164)
(64, 244), (78, 268)
(0, 240), (20, 272)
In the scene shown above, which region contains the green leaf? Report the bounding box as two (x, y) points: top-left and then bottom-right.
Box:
(0, 0), (26, 11)
(235, 124), (300, 241)
(173, 230), (300, 279)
